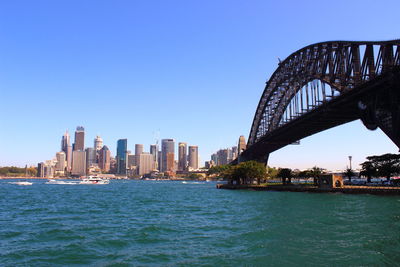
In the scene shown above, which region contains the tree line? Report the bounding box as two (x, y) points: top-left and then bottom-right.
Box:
(0, 166), (37, 177)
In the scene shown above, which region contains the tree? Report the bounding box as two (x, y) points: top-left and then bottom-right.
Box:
(359, 161), (376, 183)
(344, 168), (355, 182)
(233, 161), (267, 185)
(277, 168), (293, 185)
(308, 166), (325, 186)
(364, 153), (400, 181)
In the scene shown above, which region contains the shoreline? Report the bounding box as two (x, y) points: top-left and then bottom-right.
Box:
(216, 184), (400, 195)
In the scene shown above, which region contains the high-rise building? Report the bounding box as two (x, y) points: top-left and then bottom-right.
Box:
(55, 151), (66, 172)
(37, 162), (45, 177)
(94, 135), (103, 151)
(99, 145), (110, 172)
(85, 147), (96, 169)
(238, 135), (247, 154)
(72, 150), (86, 176)
(188, 146), (199, 170)
(150, 144), (158, 170)
(138, 153), (155, 176)
(116, 139), (128, 175)
(178, 142), (187, 171)
(74, 126), (85, 151)
(161, 139), (175, 172)
(157, 150), (162, 171)
(61, 130), (72, 171)
(127, 154), (136, 168)
(135, 144), (144, 156)
(217, 149), (229, 165)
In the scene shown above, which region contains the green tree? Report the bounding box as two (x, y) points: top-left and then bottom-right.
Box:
(344, 168), (355, 182)
(277, 168), (293, 185)
(359, 161), (376, 183)
(232, 161), (267, 185)
(308, 166), (325, 186)
(365, 153), (400, 181)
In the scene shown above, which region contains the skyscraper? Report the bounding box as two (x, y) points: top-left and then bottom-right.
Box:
(55, 151), (66, 172)
(116, 139), (128, 175)
(135, 144), (144, 156)
(178, 142), (187, 171)
(72, 150), (86, 176)
(150, 144), (158, 170)
(85, 147), (96, 169)
(61, 130), (72, 172)
(74, 126), (85, 151)
(138, 153), (155, 176)
(94, 135), (103, 151)
(161, 139), (175, 172)
(188, 146), (199, 170)
(99, 145), (110, 172)
(238, 135), (247, 154)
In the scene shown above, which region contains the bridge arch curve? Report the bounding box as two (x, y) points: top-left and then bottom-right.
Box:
(243, 40), (400, 163)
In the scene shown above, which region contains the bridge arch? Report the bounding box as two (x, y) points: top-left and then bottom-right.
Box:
(242, 40), (400, 163)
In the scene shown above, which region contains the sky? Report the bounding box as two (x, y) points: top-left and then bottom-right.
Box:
(0, 0), (399, 170)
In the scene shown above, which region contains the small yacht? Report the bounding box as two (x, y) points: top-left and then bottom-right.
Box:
(45, 179), (78, 185)
(80, 176), (110, 185)
(9, 181), (33, 186)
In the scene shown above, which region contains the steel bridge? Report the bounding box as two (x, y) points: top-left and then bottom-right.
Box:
(240, 40), (400, 164)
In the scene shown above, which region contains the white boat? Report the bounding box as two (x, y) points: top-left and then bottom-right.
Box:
(80, 176), (110, 185)
(45, 179), (78, 185)
(9, 181), (33, 186)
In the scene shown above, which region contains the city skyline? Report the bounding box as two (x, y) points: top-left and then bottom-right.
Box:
(1, 0), (399, 170)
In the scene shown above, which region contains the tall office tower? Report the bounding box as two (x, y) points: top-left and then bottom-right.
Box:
(61, 130), (72, 171)
(94, 136), (103, 151)
(138, 153), (155, 176)
(55, 151), (66, 172)
(232, 146), (238, 160)
(116, 139), (128, 175)
(178, 142), (187, 171)
(166, 152), (175, 172)
(227, 147), (233, 162)
(157, 150), (162, 171)
(188, 146), (199, 170)
(127, 154), (136, 168)
(99, 145), (110, 172)
(211, 153), (218, 165)
(161, 139), (175, 172)
(37, 162), (45, 177)
(238, 135), (247, 154)
(135, 144), (144, 156)
(85, 147), (96, 168)
(72, 150), (86, 176)
(150, 144), (158, 169)
(217, 149), (229, 165)
(74, 126), (85, 151)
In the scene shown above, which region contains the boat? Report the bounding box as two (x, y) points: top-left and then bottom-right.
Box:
(45, 179), (79, 185)
(79, 176), (110, 185)
(9, 181), (33, 186)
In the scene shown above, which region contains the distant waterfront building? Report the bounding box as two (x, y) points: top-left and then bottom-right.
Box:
(157, 150), (162, 171)
(61, 130), (72, 171)
(94, 135), (103, 151)
(135, 144), (144, 156)
(161, 139), (175, 172)
(188, 146), (199, 170)
(127, 154), (136, 169)
(116, 139), (128, 175)
(37, 162), (45, 178)
(166, 152), (175, 172)
(178, 142), (187, 171)
(238, 135), (247, 154)
(150, 144), (158, 170)
(55, 151), (66, 172)
(99, 145), (110, 172)
(74, 126), (85, 151)
(232, 146), (238, 160)
(138, 153), (155, 176)
(72, 150), (86, 176)
(85, 147), (96, 169)
(217, 149), (229, 165)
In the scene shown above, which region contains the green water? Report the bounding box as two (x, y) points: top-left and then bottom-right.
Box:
(1, 180), (399, 266)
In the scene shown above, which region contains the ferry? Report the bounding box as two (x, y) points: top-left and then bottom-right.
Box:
(80, 176), (110, 185)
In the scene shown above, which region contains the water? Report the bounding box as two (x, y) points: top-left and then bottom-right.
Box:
(1, 179), (400, 266)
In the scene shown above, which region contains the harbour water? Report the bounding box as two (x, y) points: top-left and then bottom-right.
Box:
(1, 179), (400, 266)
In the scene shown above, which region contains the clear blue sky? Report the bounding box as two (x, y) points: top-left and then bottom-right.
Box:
(1, 0), (399, 170)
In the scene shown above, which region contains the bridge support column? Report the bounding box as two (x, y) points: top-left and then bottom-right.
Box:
(359, 75), (400, 149)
